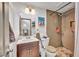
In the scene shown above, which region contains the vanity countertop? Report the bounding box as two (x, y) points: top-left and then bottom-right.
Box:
(17, 36), (39, 45)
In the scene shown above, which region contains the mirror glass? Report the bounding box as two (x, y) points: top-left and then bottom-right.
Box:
(20, 18), (31, 36)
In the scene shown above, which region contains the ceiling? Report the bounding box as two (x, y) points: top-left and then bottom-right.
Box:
(12, 2), (75, 13)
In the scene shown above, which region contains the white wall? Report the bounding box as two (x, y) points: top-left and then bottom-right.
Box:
(9, 3), (47, 39)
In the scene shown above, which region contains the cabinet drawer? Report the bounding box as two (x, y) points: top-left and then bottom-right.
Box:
(17, 41), (39, 48)
(30, 41), (39, 47)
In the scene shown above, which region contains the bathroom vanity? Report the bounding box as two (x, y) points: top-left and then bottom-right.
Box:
(17, 37), (39, 57)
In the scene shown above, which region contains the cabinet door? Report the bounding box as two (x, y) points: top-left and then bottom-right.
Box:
(17, 45), (30, 57)
(31, 46), (39, 57)
(30, 41), (39, 57)
(20, 48), (30, 57)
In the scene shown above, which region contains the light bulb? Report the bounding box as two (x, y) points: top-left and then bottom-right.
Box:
(25, 8), (29, 14)
(30, 9), (35, 15)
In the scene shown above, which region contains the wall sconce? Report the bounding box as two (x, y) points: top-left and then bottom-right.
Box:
(25, 7), (35, 15)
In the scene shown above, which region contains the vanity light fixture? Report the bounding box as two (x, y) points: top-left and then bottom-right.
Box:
(25, 7), (35, 15)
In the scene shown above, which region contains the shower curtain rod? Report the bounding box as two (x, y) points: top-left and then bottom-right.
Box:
(50, 2), (71, 15)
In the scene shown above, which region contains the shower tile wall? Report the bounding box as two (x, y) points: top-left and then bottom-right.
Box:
(46, 10), (62, 47)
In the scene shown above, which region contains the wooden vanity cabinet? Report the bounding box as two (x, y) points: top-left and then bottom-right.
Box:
(17, 41), (39, 57)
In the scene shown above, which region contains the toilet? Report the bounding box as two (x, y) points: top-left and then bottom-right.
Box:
(39, 37), (49, 57)
(40, 37), (57, 57)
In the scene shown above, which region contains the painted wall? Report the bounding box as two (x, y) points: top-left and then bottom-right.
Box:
(9, 3), (47, 40)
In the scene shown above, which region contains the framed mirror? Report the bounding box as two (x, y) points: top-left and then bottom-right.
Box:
(19, 17), (31, 36)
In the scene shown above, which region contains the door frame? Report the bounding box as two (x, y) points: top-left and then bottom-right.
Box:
(74, 2), (79, 57)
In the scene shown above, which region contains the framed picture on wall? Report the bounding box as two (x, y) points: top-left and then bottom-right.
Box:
(32, 21), (35, 27)
(38, 17), (45, 26)
(32, 21), (35, 35)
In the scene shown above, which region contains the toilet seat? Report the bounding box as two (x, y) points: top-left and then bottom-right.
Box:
(45, 46), (57, 57)
(45, 50), (57, 57)
(45, 46), (56, 53)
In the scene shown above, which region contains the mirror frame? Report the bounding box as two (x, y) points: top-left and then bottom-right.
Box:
(19, 17), (31, 36)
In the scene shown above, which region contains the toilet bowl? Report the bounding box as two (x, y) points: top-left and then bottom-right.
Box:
(45, 46), (57, 57)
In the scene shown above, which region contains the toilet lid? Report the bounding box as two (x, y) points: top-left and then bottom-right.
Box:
(62, 30), (74, 52)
